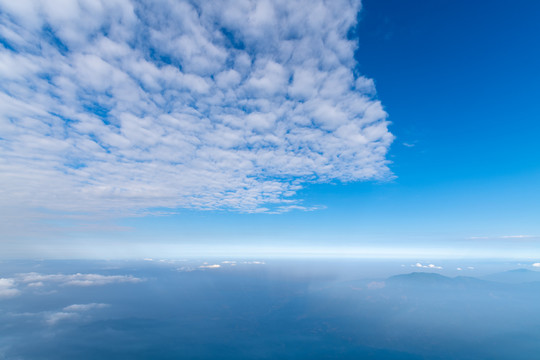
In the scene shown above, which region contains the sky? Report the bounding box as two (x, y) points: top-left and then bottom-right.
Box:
(0, 0), (539, 259)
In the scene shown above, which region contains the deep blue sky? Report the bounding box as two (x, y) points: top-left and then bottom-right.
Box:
(115, 0), (540, 257)
(0, 0), (539, 259)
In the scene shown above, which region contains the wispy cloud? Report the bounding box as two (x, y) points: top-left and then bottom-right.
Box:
(0, 0), (393, 221)
(467, 235), (537, 240)
(44, 303), (109, 325)
(45, 311), (79, 325)
(63, 303), (109, 312)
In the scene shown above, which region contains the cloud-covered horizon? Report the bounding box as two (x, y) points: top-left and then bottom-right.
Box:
(0, 0), (393, 217)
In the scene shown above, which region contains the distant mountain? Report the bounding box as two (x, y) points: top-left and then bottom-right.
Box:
(387, 272), (490, 285)
(482, 268), (540, 284)
(386, 269), (540, 287)
(387, 272), (453, 285)
(385, 272), (497, 293)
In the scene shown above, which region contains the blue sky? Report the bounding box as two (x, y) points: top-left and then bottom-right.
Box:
(0, 0), (539, 259)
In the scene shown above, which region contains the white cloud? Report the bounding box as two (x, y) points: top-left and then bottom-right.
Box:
(63, 303), (109, 312)
(45, 311), (79, 325)
(177, 266), (196, 272)
(413, 262), (443, 270)
(17, 273), (143, 286)
(45, 304), (109, 325)
(11, 303), (109, 326)
(500, 235), (534, 239)
(199, 264), (221, 269)
(0, 0), (393, 222)
(533, 263), (540, 268)
(0, 278), (20, 298)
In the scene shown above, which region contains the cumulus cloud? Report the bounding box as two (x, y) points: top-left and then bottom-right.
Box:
(0, 278), (20, 298)
(413, 262), (443, 270)
(533, 263), (540, 268)
(0, 0), (393, 218)
(17, 273), (143, 286)
(199, 264), (221, 269)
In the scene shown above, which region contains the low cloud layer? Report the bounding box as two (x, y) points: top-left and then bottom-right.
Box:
(0, 0), (393, 217)
(0, 278), (20, 298)
(19, 273), (143, 286)
(0, 273), (142, 298)
(199, 264), (221, 269)
(11, 303), (111, 325)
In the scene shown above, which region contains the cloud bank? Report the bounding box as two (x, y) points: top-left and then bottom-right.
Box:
(0, 273), (141, 298)
(0, 0), (393, 215)
(18, 272), (143, 286)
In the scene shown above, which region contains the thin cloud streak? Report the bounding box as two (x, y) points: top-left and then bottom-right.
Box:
(500, 235), (535, 239)
(467, 235), (538, 241)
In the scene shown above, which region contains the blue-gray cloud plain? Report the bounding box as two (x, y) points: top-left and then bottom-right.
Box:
(0, 0), (393, 217)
